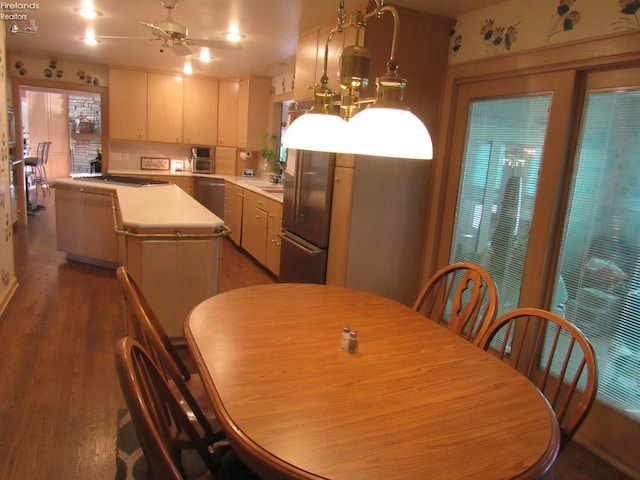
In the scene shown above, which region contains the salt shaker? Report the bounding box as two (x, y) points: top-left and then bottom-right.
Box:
(340, 326), (351, 350)
(348, 330), (359, 355)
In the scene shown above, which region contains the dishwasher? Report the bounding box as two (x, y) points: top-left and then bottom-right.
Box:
(195, 177), (226, 220)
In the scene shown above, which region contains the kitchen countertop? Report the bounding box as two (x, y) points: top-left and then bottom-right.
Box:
(108, 169), (284, 202)
(52, 177), (224, 232)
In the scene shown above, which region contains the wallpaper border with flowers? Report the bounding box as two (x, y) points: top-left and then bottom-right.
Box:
(449, 0), (640, 64)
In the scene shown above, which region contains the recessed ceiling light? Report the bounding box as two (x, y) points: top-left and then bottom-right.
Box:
(183, 61), (193, 75)
(80, 36), (100, 46)
(199, 49), (212, 62)
(223, 31), (245, 42)
(74, 7), (103, 19)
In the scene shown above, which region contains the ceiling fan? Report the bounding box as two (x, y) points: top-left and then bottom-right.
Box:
(101, 0), (242, 56)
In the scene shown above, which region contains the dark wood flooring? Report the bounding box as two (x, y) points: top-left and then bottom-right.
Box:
(0, 193), (632, 479)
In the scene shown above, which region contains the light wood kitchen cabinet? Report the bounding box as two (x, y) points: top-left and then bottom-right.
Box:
(184, 76), (219, 145)
(125, 236), (221, 338)
(241, 189), (268, 264)
(225, 181), (243, 245)
(147, 73), (184, 143)
(293, 29), (320, 101)
(148, 175), (193, 196)
(293, 8), (362, 101)
(237, 76), (272, 150)
(109, 68), (218, 146)
(55, 187), (120, 267)
(108, 68), (148, 141)
(317, 23), (344, 97)
(168, 176), (193, 196)
(25, 91), (70, 182)
(217, 80), (239, 147)
(266, 199), (283, 275)
(326, 163), (354, 286)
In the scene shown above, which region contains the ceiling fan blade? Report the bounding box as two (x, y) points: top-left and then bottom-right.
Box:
(186, 38), (242, 51)
(96, 35), (151, 40)
(171, 43), (192, 56)
(139, 21), (170, 39)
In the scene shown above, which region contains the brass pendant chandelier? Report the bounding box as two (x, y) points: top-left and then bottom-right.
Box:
(282, 0), (433, 160)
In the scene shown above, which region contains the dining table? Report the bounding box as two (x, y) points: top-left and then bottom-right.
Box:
(184, 283), (560, 480)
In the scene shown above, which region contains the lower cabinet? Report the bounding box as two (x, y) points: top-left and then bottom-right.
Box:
(230, 184), (282, 276)
(225, 181), (244, 245)
(241, 190), (268, 264)
(266, 199), (282, 276)
(149, 175), (193, 196)
(124, 235), (221, 339)
(55, 187), (120, 267)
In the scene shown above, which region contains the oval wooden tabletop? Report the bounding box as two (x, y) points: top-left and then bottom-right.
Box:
(185, 284), (560, 480)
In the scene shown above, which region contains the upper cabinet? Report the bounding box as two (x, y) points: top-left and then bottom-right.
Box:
(184, 76), (219, 146)
(293, 26), (345, 101)
(147, 73), (184, 143)
(237, 76), (271, 150)
(217, 80), (239, 147)
(108, 68), (227, 147)
(293, 3), (363, 101)
(218, 76), (271, 150)
(293, 29), (320, 101)
(109, 69), (148, 141)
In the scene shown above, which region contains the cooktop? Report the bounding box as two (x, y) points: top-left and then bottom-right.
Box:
(75, 175), (172, 187)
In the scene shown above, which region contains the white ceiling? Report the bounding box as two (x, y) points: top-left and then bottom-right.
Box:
(6, 0), (505, 79)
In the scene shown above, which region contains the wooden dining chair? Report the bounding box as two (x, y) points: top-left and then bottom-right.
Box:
(477, 307), (599, 451)
(115, 337), (226, 480)
(412, 261), (499, 346)
(115, 266), (221, 447)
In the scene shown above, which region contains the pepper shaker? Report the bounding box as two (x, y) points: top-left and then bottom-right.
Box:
(348, 330), (359, 355)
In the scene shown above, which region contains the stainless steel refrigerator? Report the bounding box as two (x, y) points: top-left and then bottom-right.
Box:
(278, 148), (336, 284)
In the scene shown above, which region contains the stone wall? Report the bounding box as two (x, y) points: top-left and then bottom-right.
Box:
(69, 95), (101, 173)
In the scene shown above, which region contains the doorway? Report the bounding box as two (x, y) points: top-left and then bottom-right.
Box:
(20, 86), (102, 179)
(11, 78), (108, 225)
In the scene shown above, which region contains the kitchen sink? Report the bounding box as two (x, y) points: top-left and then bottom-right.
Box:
(261, 187), (284, 194)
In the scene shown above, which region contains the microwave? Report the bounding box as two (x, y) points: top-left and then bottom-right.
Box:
(192, 147), (213, 173)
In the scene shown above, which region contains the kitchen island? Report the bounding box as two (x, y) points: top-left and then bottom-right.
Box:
(52, 177), (227, 338)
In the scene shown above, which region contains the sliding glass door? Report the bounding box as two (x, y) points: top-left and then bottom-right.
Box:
(451, 95), (549, 317)
(551, 67), (640, 463)
(443, 67), (640, 470)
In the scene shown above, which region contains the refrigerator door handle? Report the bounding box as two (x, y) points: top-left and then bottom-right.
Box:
(279, 230), (323, 255)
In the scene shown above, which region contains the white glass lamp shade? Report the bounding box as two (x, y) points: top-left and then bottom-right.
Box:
(344, 107), (433, 160)
(282, 112), (347, 153)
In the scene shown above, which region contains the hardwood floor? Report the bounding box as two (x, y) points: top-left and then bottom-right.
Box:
(0, 193), (632, 479)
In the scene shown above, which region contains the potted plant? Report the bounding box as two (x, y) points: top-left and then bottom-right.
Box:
(260, 133), (285, 183)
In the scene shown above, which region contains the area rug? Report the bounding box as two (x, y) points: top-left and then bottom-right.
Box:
(115, 409), (209, 480)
